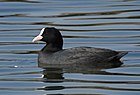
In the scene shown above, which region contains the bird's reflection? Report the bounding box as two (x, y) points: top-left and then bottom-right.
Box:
(42, 68), (64, 79)
(40, 61), (124, 92)
(40, 61), (123, 80)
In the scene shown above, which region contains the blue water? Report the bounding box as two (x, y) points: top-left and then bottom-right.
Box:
(0, 0), (140, 95)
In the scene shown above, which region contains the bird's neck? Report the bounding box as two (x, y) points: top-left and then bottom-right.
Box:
(41, 43), (63, 53)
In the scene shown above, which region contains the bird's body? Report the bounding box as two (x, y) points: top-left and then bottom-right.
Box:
(39, 46), (127, 64)
(32, 27), (128, 68)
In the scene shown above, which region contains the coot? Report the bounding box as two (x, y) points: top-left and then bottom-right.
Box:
(32, 27), (128, 67)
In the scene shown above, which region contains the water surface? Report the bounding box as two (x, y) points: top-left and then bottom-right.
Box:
(0, 0), (140, 95)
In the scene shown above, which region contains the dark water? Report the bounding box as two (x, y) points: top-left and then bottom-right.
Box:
(0, 0), (140, 95)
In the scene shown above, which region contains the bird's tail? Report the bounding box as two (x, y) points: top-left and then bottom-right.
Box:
(108, 51), (128, 62)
